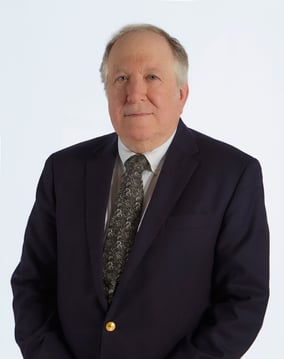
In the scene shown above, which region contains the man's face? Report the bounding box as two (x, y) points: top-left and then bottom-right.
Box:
(106, 31), (189, 153)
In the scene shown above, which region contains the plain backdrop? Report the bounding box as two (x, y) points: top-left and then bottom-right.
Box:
(0, 0), (283, 357)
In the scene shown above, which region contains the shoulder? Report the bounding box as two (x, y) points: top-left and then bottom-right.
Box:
(40, 132), (118, 180)
(177, 123), (262, 179)
(46, 132), (117, 163)
(190, 128), (255, 162)
(191, 128), (263, 184)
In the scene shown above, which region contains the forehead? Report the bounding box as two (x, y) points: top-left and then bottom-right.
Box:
(107, 31), (175, 69)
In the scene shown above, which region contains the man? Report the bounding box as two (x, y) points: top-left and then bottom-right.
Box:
(11, 24), (269, 359)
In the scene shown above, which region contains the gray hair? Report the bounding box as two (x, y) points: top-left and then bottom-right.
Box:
(100, 24), (189, 89)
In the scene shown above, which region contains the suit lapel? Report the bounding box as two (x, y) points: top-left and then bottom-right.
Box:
(85, 134), (117, 310)
(110, 121), (200, 310)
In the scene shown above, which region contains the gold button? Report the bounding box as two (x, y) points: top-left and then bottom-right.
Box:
(105, 321), (116, 332)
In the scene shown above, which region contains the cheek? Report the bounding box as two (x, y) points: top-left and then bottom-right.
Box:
(108, 94), (124, 116)
(153, 95), (179, 115)
(151, 87), (178, 104)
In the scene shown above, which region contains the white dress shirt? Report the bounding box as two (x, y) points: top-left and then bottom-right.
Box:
(105, 131), (176, 229)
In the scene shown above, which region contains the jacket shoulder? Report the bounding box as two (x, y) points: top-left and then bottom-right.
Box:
(190, 128), (257, 164)
(48, 132), (117, 162)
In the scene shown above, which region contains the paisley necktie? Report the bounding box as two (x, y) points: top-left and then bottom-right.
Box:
(103, 154), (150, 303)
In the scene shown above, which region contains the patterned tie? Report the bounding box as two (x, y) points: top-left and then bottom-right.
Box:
(103, 154), (150, 304)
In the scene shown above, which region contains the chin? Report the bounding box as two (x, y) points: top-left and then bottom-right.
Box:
(128, 128), (154, 141)
(121, 131), (154, 152)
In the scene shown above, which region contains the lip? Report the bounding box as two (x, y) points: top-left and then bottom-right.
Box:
(124, 112), (152, 117)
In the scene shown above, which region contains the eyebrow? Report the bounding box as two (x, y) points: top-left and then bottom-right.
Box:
(111, 68), (128, 75)
(110, 68), (163, 76)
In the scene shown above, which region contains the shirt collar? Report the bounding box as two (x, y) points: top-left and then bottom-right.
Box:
(118, 130), (176, 175)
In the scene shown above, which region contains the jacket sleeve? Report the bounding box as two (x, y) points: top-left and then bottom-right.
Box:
(11, 155), (74, 359)
(167, 159), (269, 359)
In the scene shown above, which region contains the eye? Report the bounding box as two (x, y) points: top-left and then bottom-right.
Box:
(147, 74), (159, 81)
(116, 75), (128, 82)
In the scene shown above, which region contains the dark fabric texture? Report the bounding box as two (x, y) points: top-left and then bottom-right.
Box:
(11, 120), (269, 359)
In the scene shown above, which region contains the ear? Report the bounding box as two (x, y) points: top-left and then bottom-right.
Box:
(178, 83), (189, 106)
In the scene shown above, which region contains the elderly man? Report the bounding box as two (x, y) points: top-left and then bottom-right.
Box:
(11, 24), (269, 359)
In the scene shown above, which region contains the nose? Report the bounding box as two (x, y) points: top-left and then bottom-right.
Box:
(126, 77), (147, 104)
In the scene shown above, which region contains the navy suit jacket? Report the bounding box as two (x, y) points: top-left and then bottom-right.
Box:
(11, 120), (269, 359)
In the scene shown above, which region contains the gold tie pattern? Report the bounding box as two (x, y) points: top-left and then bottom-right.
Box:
(103, 154), (150, 304)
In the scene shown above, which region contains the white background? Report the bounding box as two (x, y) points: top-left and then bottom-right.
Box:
(0, 0), (283, 357)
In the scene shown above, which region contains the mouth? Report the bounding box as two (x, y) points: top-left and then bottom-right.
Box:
(124, 112), (152, 117)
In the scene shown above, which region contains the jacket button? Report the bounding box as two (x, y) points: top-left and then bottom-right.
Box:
(105, 321), (116, 332)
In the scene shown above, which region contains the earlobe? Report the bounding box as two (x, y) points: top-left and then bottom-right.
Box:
(179, 83), (189, 103)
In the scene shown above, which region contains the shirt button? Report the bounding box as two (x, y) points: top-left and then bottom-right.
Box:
(105, 321), (116, 332)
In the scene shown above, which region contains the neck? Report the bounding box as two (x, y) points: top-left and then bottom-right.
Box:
(119, 133), (177, 154)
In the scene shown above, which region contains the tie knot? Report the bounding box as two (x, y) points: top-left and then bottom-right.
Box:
(124, 154), (150, 174)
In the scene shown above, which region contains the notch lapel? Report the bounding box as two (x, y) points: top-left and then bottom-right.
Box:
(85, 135), (117, 310)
